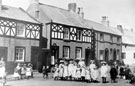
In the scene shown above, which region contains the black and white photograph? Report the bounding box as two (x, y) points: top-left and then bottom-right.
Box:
(0, 0), (135, 86)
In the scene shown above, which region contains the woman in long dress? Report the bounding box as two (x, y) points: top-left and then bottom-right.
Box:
(58, 63), (64, 80)
(53, 64), (59, 80)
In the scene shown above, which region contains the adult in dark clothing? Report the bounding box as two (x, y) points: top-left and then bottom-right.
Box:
(110, 65), (117, 83)
(125, 65), (131, 80)
(119, 66), (125, 79)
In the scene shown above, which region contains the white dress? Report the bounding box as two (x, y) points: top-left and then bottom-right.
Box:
(81, 67), (85, 77)
(63, 65), (68, 77)
(72, 66), (77, 78)
(85, 69), (90, 80)
(26, 67), (31, 76)
(0, 66), (6, 78)
(53, 67), (59, 78)
(58, 64), (64, 77)
(91, 69), (99, 80)
(68, 64), (73, 76)
(76, 68), (81, 78)
(100, 65), (108, 77)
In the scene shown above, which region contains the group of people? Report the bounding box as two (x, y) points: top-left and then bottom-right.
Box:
(13, 63), (33, 80)
(52, 60), (134, 84)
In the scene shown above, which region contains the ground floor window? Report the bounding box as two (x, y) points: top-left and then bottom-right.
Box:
(15, 47), (25, 62)
(117, 50), (120, 60)
(121, 52), (126, 59)
(99, 50), (104, 60)
(63, 46), (70, 59)
(75, 47), (82, 59)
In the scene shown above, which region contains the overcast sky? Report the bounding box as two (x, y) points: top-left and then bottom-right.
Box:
(2, 0), (135, 30)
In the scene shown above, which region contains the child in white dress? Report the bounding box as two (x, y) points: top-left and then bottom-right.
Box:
(53, 64), (59, 80)
(85, 67), (91, 83)
(26, 64), (32, 80)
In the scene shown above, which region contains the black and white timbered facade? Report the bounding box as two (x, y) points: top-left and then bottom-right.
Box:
(45, 22), (96, 66)
(0, 16), (42, 73)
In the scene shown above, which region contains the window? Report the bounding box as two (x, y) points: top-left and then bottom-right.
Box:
(117, 37), (120, 43)
(76, 47), (82, 59)
(16, 23), (25, 37)
(63, 46), (70, 59)
(110, 35), (113, 42)
(110, 49), (113, 60)
(117, 50), (120, 60)
(100, 33), (104, 41)
(63, 27), (69, 39)
(15, 47), (25, 62)
(35, 10), (39, 18)
(76, 30), (82, 41)
(121, 52), (126, 59)
(99, 50), (104, 60)
(134, 53), (135, 59)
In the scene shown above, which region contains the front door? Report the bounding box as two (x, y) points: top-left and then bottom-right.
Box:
(85, 49), (91, 66)
(51, 46), (59, 64)
(31, 47), (39, 70)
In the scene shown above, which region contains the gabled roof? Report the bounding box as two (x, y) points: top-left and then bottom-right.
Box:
(27, 3), (121, 36)
(0, 5), (40, 24)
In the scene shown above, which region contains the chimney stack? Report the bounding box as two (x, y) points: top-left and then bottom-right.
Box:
(0, 0), (2, 12)
(68, 3), (77, 12)
(101, 16), (109, 27)
(117, 25), (123, 33)
(131, 28), (133, 32)
(77, 7), (84, 18)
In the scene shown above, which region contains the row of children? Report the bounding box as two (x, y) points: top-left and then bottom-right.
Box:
(53, 60), (100, 83)
(53, 60), (134, 83)
(13, 63), (33, 80)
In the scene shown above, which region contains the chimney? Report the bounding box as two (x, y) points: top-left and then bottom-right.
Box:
(131, 28), (133, 32)
(117, 25), (123, 33)
(0, 0), (2, 12)
(30, 0), (39, 5)
(101, 16), (109, 27)
(68, 3), (77, 12)
(77, 7), (84, 18)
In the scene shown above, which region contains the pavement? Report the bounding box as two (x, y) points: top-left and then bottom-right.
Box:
(2, 72), (134, 86)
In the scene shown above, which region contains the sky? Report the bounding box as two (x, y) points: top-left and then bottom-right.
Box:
(2, 0), (135, 30)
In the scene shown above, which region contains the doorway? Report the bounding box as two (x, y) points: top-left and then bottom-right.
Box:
(85, 48), (91, 66)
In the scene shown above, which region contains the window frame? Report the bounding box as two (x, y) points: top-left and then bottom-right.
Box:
(63, 27), (70, 40)
(63, 46), (70, 59)
(16, 23), (25, 37)
(76, 29), (82, 41)
(75, 47), (82, 59)
(15, 46), (25, 62)
(100, 33), (104, 41)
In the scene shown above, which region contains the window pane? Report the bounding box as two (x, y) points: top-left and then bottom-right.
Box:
(64, 27), (69, 39)
(76, 48), (82, 59)
(15, 47), (25, 62)
(17, 23), (25, 37)
(63, 47), (69, 59)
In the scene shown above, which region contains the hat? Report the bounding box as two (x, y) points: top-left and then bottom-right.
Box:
(60, 60), (64, 63)
(101, 61), (106, 64)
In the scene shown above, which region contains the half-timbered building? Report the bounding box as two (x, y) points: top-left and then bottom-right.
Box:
(0, 3), (42, 73)
(27, 1), (122, 67)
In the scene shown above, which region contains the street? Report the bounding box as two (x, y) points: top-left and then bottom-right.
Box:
(4, 73), (134, 86)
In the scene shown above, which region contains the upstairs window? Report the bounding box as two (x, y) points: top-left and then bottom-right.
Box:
(16, 23), (25, 37)
(117, 37), (120, 43)
(35, 10), (39, 18)
(15, 47), (25, 62)
(76, 30), (82, 41)
(110, 35), (113, 42)
(100, 33), (104, 41)
(63, 27), (69, 40)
